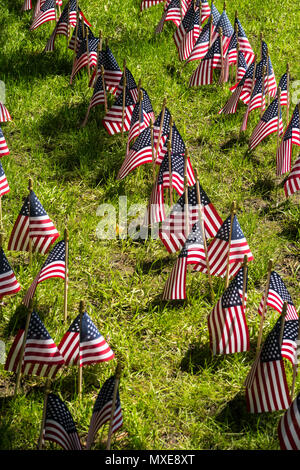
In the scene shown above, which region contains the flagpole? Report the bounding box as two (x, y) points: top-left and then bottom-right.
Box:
(85, 25), (90, 83)
(240, 58), (256, 134)
(138, 88), (143, 136)
(195, 169), (214, 301)
(290, 312), (300, 399)
(219, 27), (224, 85)
(266, 54), (270, 106)
(28, 178), (33, 268)
(279, 301), (287, 348)
(209, 6), (213, 48)
(63, 228), (69, 323)
(235, 41), (240, 85)
(66, 0), (70, 49)
(232, 15), (238, 83)
(14, 299), (34, 395)
(121, 60), (127, 138)
(155, 98), (167, 162)
(38, 378), (51, 450)
(286, 63), (290, 125)
(276, 87), (282, 154)
(256, 259), (273, 355)
(150, 119), (156, 184)
(184, 150), (189, 240)
(77, 300), (85, 399)
(167, 117), (173, 207)
(242, 254), (248, 310)
(106, 362), (122, 451)
(199, 0), (202, 33)
(224, 201), (236, 289)
(261, 65), (266, 117)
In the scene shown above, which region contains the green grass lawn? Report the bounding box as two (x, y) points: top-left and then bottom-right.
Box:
(0, 0), (299, 451)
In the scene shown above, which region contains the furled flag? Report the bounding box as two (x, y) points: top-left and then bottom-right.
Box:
(284, 153), (300, 198)
(0, 127), (10, 157)
(86, 375), (123, 450)
(0, 162), (10, 197)
(58, 311), (115, 366)
(44, 0), (91, 52)
(257, 271), (298, 321)
(0, 102), (12, 123)
(23, 240), (66, 308)
(248, 96), (283, 150)
(30, 0), (56, 31)
(43, 393), (82, 450)
(278, 392), (300, 450)
(210, 8), (234, 55)
(234, 16), (255, 66)
(173, 2), (202, 61)
(89, 45), (123, 96)
(7, 190), (59, 255)
(0, 247), (20, 298)
(127, 89), (156, 150)
(159, 182), (223, 253)
(155, 0), (190, 33)
(208, 266), (249, 355)
(117, 107), (171, 180)
(189, 34), (223, 87)
(194, 213), (254, 279)
(5, 311), (65, 379)
(70, 35), (99, 82)
(102, 88), (136, 136)
(276, 104), (300, 176)
(21, 0), (32, 11)
(245, 317), (298, 413)
(162, 221), (206, 300)
(240, 76), (265, 132)
(140, 0), (165, 11)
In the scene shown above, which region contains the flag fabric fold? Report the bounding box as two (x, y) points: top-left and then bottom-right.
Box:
(278, 392), (300, 450)
(284, 153), (300, 198)
(0, 162), (10, 197)
(248, 96), (283, 150)
(276, 104), (300, 176)
(0, 247), (20, 298)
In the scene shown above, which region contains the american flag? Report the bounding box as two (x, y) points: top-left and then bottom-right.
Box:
(115, 68), (138, 102)
(0, 102), (12, 123)
(185, 21), (210, 63)
(240, 76), (265, 132)
(140, 0), (165, 10)
(278, 392), (300, 450)
(277, 73), (288, 106)
(235, 50), (248, 82)
(159, 182), (223, 253)
(245, 317), (296, 413)
(21, 0), (32, 11)
(222, 31), (238, 83)
(173, 3), (201, 61)
(220, 61), (255, 115)
(43, 393), (82, 450)
(208, 266), (249, 355)
(156, 0), (190, 33)
(102, 88), (136, 136)
(257, 271), (298, 321)
(284, 153), (300, 198)
(276, 104), (300, 176)
(249, 96), (283, 150)
(234, 17), (255, 66)
(194, 214), (254, 279)
(23, 240), (66, 308)
(5, 311), (65, 379)
(30, 0), (56, 31)
(127, 89), (155, 150)
(68, 19), (93, 54)
(162, 221), (206, 300)
(260, 41), (277, 99)
(210, 9), (234, 55)
(0, 247), (20, 298)
(70, 35), (99, 81)
(58, 311), (115, 367)
(86, 375), (123, 450)
(0, 162), (10, 197)
(89, 46), (123, 96)
(0, 127), (10, 157)
(44, 0), (91, 52)
(7, 190), (59, 255)
(189, 35), (223, 87)
(84, 72), (106, 125)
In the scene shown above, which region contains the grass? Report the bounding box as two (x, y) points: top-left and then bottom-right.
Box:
(0, 0), (299, 451)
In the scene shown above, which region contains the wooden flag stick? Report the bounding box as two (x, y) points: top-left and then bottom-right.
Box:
(256, 259), (273, 355)
(290, 313), (300, 399)
(276, 87), (282, 153)
(199, 2), (202, 32)
(78, 300), (85, 399)
(195, 169), (214, 301)
(106, 362), (122, 450)
(28, 178), (33, 268)
(286, 63), (290, 124)
(155, 98), (167, 162)
(86, 26), (90, 83)
(242, 255), (248, 311)
(260, 32), (264, 61)
(261, 65), (266, 117)
(219, 27), (224, 85)
(38, 378), (51, 450)
(167, 117), (173, 207)
(101, 65), (108, 114)
(266, 54), (270, 106)
(138, 88), (143, 136)
(235, 42), (240, 85)
(121, 60), (127, 138)
(224, 201), (236, 289)
(63, 228), (69, 323)
(150, 119), (156, 184)
(209, 8), (214, 48)
(184, 150), (189, 239)
(14, 300), (34, 395)
(279, 302), (288, 348)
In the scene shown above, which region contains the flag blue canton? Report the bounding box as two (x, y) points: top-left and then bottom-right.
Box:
(215, 10), (234, 38)
(221, 275), (243, 309)
(46, 393), (79, 434)
(0, 248), (15, 275)
(67, 312), (103, 342)
(114, 88), (136, 107)
(154, 107), (172, 136)
(42, 240), (66, 267)
(216, 214), (245, 241)
(261, 317), (299, 363)
(278, 73), (287, 92)
(283, 106), (300, 141)
(93, 376), (120, 412)
(261, 97), (281, 123)
(27, 311), (52, 340)
(269, 271), (296, 306)
(179, 221), (204, 258)
(119, 68), (137, 91)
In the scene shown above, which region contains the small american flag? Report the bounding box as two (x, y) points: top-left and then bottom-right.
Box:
(43, 393), (82, 450)
(0, 247), (20, 298)
(0, 102), (12, 123)
(156, 0), (190, 33)
(8, 190), (59, 255)
(70, 35), (99, 81)
(115, 68), (138, 102)
(30, 0), (56, 31)
(102, 88), (136, 136)
(127, 89), (155, 150)
(86, 375), (123, 450)
(245, 317), (296, 413)
(21, 0), (32, 11)
(84, 72), (106, 124)
(249, 96), (283, 150)
(234, 17), (255, 66)
(277, 73), (288, 106)
(210, 9), (234, 55)
(173, 3), (200, 61)
(278, 392), (300, 450)
(257, 271), (298, 321)
(68, 19), (93, 53)
(284, 153), (300, 198)
(162, 221), (206, 300)
(185, 21), (210, 63)
(240, 76), (266, 132)
(23, 240), (66, 308)
(260, 41), (277, 98)
(140, 0), (164, 11)
(89, 46), (123, 95)
(189, 35), (223, 87)
(194, 214), (254, 279)
(0, 162), (10, 197)
(208, 266), (249, 355)
(159, 182), (223, 253)
(0, 127), (10, 157)
(222, 31), (238, 83)
(58, 311), (115, 366)
(276, 104), (300, 176)
(5, 311), (65, 379)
